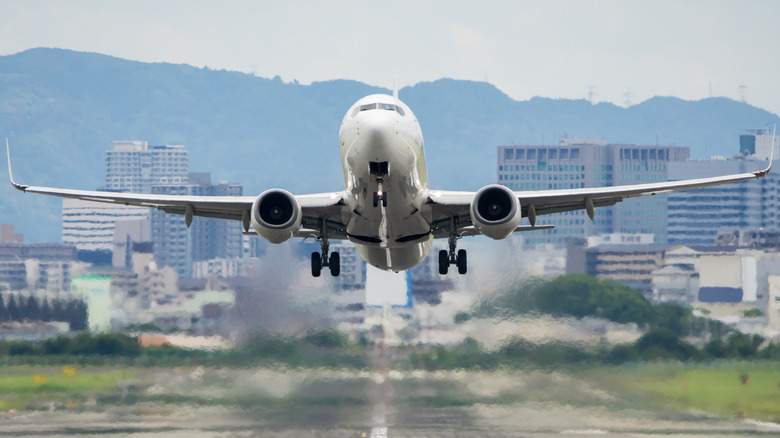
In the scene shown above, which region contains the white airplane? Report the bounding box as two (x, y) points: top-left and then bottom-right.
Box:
(5, 93), (775, 277)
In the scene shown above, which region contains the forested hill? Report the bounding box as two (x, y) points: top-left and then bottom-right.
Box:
(2, 48), (778, 242)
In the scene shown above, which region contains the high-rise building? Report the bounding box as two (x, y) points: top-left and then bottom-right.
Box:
(740, 128), (776, 160)
(498, 139), (689, 247)
(667, 158), (778, 245)
(104, 141), (189, 193)
(329, 241), (367, 291)
(151, 173), (244, 277)
(62, 141), (188, 254)
(62, 199), (149, 252)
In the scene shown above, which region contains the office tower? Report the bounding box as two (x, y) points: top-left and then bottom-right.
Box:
(151, 173), (244, 277)
(498, 139), (689, 247)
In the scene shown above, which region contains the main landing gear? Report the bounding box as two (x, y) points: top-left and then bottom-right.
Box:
(439, 233), (467, 275)
(311, 225), (340, 277)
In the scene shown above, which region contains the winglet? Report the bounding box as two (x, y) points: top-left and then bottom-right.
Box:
(6, 138), (27, 191)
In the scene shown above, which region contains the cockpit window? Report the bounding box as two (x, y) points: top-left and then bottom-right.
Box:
(351, 102), (406, 117)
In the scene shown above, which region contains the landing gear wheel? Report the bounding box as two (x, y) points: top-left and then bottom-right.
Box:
(457, 249), (467, 275)
(372, 192), (387, 208)
(311, 252), (322, 277)
(438, 250), (449, 275)
(330, 252), (340, 277)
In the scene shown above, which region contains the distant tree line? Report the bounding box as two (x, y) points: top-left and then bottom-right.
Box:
(459, 274), (733, 337)
(0, 293), (87, 331)
(0, 332), (140, 357)
(407, 329), (780, 371)
(0, 329), (367, 369)
(415, 273), (780, 370)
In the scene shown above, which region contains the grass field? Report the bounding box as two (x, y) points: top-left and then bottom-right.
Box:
(604, 362), (780, 422)
(0, 367), (136, 410)
(0, 362), (778, 425)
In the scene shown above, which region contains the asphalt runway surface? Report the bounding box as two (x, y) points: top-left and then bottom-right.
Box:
(1, 366), (779, 437)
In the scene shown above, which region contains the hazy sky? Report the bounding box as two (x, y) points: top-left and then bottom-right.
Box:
(2, 1), (779, 114)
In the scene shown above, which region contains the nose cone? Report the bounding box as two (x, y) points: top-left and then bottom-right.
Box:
(359, 112), (396, 159)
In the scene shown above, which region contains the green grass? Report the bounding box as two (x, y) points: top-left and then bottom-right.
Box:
(0, 367), (136, 410)
(608, 362), (780, 421)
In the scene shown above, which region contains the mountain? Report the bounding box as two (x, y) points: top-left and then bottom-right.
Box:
(2, 48), (778, 243)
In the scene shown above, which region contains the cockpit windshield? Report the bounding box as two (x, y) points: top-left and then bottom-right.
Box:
(351, 102), (406, 117)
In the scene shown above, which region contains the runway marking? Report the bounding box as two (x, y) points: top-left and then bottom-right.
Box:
(560, 430), (608, 435)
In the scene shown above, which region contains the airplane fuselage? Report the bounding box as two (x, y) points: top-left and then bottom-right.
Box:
(338, 94), (433, 271)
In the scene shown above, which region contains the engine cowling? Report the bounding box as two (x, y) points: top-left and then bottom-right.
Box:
(470, 184), (521, 240)
(251, 189), (302, 244)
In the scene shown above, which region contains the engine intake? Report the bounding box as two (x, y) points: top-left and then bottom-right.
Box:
(470, 184), (521, 240)
(251, 189), (302, 243)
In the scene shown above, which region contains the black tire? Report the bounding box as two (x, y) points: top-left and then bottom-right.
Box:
(330, 252), (340, 277)
(382, 195), (387, 207)
(372, 192), (379, 207)
(457, 249), (467, 275)
(311, 252), (322, 277)
(438, 250), (449, 275)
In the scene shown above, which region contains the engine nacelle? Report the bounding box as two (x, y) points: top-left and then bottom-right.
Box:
(251, 189), (302, 244)
(470, 184), (521, 240)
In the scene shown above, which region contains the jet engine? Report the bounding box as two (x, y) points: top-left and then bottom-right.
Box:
(470, 184), (521, 240)
(251, 189), (302, 244)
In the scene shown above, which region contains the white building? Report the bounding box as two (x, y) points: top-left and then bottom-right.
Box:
(104, 141), (189, 193)
(192, 257), (260, 279)
(62, 199), (149, 252)
(768, 276), (780, 334)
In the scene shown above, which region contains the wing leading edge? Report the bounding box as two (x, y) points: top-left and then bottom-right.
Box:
(428, 156), (772, 236)
(6, 139), (345, 235)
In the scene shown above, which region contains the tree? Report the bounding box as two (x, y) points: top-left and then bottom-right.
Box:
(634, 327), (697, 361)
(66, 300), (89, 331)
(7, 295), (20, 322)
(24, 295), (40, 322)
(40, 298), (52, 322)
(653, 302), (691, 335)
(531, 274), (656, 326)
(0, 294), (8, 322)
(51, 299), (66, 323)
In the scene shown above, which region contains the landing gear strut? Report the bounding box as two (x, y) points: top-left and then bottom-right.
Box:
(438, 229), (467, 275)
(370, 161), (388, 208)
(372, 181), (387, 207)
(311, 223), (340, 277)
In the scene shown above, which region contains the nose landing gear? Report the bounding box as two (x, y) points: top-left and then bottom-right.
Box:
(372, 183), (387, 208)
(370, 161), (389, 208)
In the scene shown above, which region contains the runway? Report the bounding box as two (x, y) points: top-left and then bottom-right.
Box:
(1, 366), (778, 437)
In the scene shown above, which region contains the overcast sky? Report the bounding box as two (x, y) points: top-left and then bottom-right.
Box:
(2, 1), (779, 115)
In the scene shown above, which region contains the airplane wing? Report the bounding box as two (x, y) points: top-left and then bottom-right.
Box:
(427, 159), (772, 238)
(6, 139), (346, 237)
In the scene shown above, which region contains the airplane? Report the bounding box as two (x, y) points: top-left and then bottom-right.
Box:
(5, 91), (775, 278)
